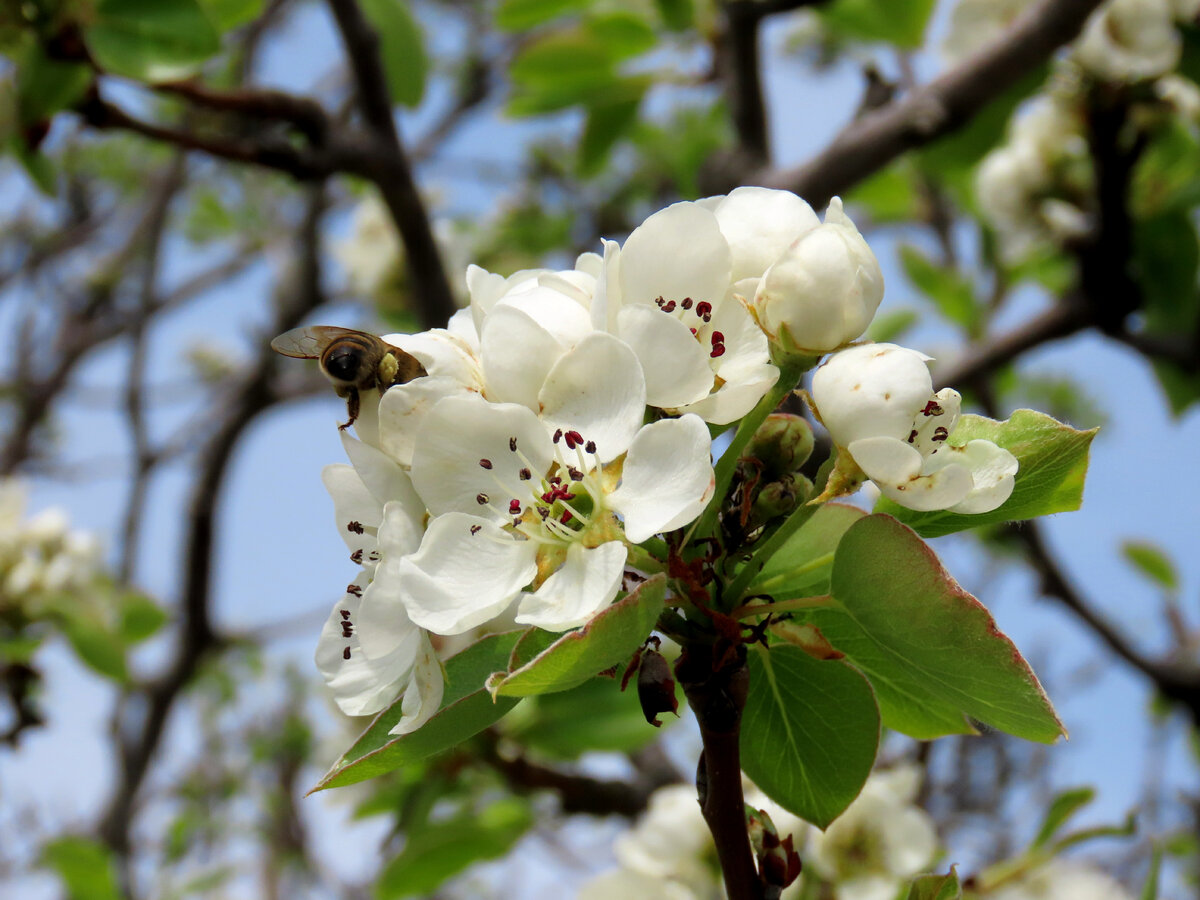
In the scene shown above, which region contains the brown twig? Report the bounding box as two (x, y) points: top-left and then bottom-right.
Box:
(756, 0), (1107, 205)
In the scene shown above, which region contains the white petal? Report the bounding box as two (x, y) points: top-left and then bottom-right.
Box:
(609, 415), (715, 542)
(398, 512), (537, 634)
(341, 431), (421, 508)
(351, 387), (381, 448)
(515, 541), (627, 631)
(376, 497), (424, 561)
(672, 362), (779, 425)
(590, 239), (622, 333)
(321, 464), (382, 554)
(942, 440), (1019, 514)
(850, 436), (973, 511)
(446, 307), (479, 351)
(466, 264), (543, 335)
(382, 328), (482, 387)
(619, 201), (732, 309)
(315, 576), (418, 717)
(709, 280), (770, 372)
(390, 635), (445, 735)
(713, 186), (819, 282)
(377, 375), (477, 467)
(411, 395), (553, 521)
(480, 303), (568, 409)
(538, 332), (647, 463)
(617, 305), (713, 408)
(574, 250), (603, 279)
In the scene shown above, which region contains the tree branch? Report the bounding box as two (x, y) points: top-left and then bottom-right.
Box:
(326, 0), (457, 328)
(755, 0), (1107, 206)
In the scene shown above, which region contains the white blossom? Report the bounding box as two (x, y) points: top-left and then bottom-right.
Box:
(811, 343), (1018, 513)
(806, 765), (939, 900)
(941, 0), (1035, 65)
(990, 861), (1134, 900)
(1075, 0), (1182, 83)
(751, 197), (884, 355)
(0, 479), (101, 606)
(393, 392), (714, 634)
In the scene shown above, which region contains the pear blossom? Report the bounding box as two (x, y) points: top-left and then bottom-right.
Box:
(751, 197), (884, 356)
(811, 343), (1018, 513)
(989, 861), (1134, 900)
(0, 480), (101, 606)
(1075, 0), (1181, 83)
(388, 392), (713, 634)
(941, 0), (1035, 65)
(314, 433), (443, 733)
(806, 765), (939, 900)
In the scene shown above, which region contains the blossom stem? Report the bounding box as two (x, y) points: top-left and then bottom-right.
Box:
(690, 357), (815, 543)
(721, 458), (831, 607)
(625, 544), (667, 575)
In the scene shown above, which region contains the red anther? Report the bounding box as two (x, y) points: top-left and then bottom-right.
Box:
(538, 506), (549, 519)
(681, 297), (693, 309)
(564, 430), (584, 448)
(347, 520), (364, 534)
(470, 524), (482, 535)
(479, 458), (493, 469)
(343, 647), (351, 660)
(695, 301), (712, 318)
(922, 401), (943, 416)
(655, 296), (665, 307)
(553, 428), (563, 443)
(710, 343), (726, 358)
(509, 437), (518, 451)
(509, 498), (522, 514)
(568, 467), (583, 481)
(541, 491), (555, 502)
(908, 430), (918, 443)
(662, 300), (676, 313)
(690, 327), (697, 336)
(560, 510), (573, 524)
(711, 330), (725, 345)
(932, 427), (949, 441)
(519, 467), (532, 480)
(340, 609), (351, 619)
(476, 492), (489, 505)
(585, 440), (596, 454)
(549, 476), (562, 485)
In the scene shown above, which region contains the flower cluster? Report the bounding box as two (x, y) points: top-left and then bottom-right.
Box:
(577, 767), (936, 900)
(0, 479), (101, 614)
(309, 186), (1018, 732)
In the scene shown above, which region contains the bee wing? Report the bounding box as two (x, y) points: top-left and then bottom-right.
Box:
(270, 326), (359, 359)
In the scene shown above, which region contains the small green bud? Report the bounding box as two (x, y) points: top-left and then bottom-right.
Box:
(743, 413), (815, 481)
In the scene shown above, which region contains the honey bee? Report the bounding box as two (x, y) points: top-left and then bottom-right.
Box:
(271, 326), (427, 429)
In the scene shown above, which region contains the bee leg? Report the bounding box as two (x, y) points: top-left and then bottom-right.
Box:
(339, 388), (360, 431)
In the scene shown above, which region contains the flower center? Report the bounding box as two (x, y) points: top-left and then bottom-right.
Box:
(474, 429), (610, 546)
(653, 296), (726, 359)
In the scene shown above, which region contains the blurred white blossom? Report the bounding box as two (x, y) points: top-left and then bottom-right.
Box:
(942, 0), (1035, 65)
(1075, 0), (1182, 83)
(989, 861), (1134, 900)
(0, 479), (101, 610)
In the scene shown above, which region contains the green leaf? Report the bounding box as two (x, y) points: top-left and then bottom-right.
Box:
(1132, 118), (1200, 217)
(806, 515), (1064, 742)
(503, 675), (669, 758)
(40, 837), (122, 900)
(866, 308), (919, 343)
(312, 631), (524, 791)
(587, 12), (656, 60)
(578, 84), (644, 175)
(359, 0), (427, 108)
(83, 0), (222, 82)
(905, 869), (962, 900)
(488, 574), (666, 697)
(376, 798), (533, 898)
(1141, 847), (1163, 900)
(1121, 540), (1179, 592)
(1031, 787), (1094, 848)
(819, 0), (936, 49)
(875, 409), (1097, 538)
(59, 615), (127, 682)
(495, 0), (589, 31)
(654, 0), (693, 31)
(199, 0), (266, 32)
(749, 502), (866, 598)
(511, 31), (616, 88)
(741, 644), (880, 828)
(16, 45), (91, 124)
(119, 590), (169, 643)
(898, 244), (980, 335)
(846, 164), (919, 223)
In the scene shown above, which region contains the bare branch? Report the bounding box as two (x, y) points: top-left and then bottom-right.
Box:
(756, 0), (1107, 205)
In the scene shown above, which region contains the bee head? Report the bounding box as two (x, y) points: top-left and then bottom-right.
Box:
(322, 343), (365, 384)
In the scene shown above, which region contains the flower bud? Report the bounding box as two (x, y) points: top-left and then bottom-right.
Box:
(743, 413), (815, 481)
(752, 197), (884, 357)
